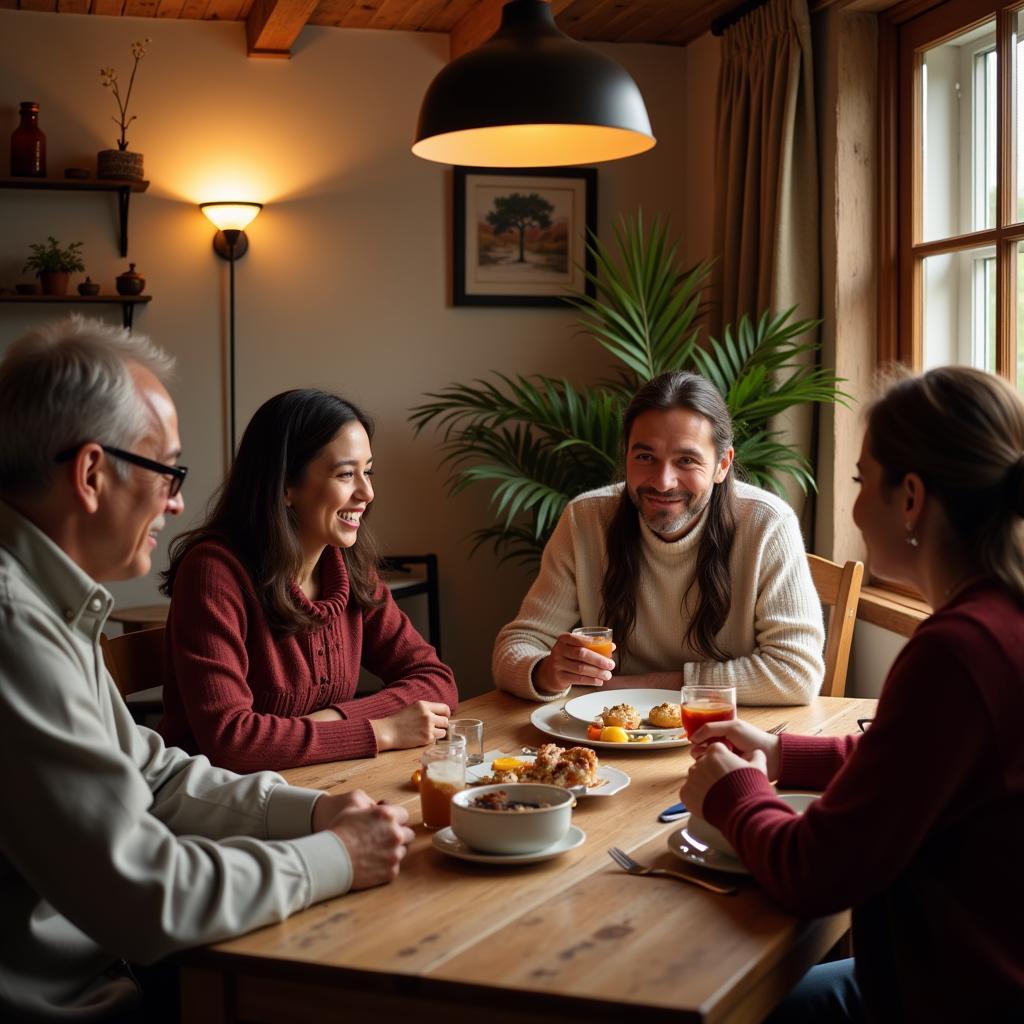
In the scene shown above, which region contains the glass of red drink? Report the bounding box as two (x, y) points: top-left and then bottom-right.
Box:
(680, 685), (737, 740)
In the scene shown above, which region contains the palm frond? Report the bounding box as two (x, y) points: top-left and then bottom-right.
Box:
(409, 210), (847, 560)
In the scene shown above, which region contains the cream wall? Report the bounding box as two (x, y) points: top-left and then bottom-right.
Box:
(0, 11), (718, 694)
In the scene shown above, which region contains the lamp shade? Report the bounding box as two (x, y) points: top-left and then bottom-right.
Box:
(412, 0), (655, 167)
(199, 201), (263, 232)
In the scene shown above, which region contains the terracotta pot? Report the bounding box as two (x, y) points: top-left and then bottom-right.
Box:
(39, 271), (69, 296)
(97, 148), (144, 181)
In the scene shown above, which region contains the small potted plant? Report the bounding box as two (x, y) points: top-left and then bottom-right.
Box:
(23, 237), (85, 296)
(97, 38), (150, 180)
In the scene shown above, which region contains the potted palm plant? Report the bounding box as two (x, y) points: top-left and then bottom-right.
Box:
(23, 237), (85, 296)
(411, 211), (848, 566)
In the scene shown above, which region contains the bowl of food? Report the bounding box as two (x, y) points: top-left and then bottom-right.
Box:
(687, 791), (818, 858)
(450, 783), (574, 854)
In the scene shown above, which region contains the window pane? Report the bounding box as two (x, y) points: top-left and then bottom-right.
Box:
(922, 246), (997, 371)
(921, 19), (997, 242)
(1017, 12), (1024, 223)
(1018, 243), (1024, 389)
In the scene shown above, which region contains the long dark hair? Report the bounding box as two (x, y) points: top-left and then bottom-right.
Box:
(601, 371), (737, 661)
(162, 389), (382, 635)
(868, 365), (1024, 600)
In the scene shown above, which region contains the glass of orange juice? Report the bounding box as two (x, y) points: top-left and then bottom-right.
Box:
(571, 626), (614, 661)
(420, 736), (466, 829)
(680, 685), (736, 740)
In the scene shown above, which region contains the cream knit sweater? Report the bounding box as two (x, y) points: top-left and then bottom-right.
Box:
(492, 481), (824, 705)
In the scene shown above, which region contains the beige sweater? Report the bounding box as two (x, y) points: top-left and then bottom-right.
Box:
(492, 481), (824, 705)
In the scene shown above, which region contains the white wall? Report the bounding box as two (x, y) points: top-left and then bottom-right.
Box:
(0, 12), (718, 695)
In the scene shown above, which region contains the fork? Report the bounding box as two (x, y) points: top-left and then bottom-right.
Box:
(767, 721), (788, 736)
(607, 847), (737, 895)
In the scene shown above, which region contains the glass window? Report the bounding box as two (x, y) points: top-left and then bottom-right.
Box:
(900, 1), (1024, 387)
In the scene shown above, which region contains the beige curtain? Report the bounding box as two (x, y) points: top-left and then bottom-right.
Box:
(711, 0), (819, 523)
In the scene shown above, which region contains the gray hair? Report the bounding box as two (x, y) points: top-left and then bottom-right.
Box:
(0, 315), (175, 497)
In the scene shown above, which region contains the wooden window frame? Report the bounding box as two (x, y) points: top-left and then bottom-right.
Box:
(880, 0), (1023, 381)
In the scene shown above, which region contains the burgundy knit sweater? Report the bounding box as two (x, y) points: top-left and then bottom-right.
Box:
(704, 581), (1024, 1021)
(158, 540), (458, 771)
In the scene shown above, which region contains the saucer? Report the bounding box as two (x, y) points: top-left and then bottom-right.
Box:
(432, 824), (586, 864)
(666, 824), (749, 875)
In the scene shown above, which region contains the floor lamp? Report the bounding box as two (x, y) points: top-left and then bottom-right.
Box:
(199, 201), (263, 456)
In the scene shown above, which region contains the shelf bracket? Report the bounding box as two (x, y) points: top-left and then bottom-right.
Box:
(123, 301), (135, 331)
(117, 187), (131, 258)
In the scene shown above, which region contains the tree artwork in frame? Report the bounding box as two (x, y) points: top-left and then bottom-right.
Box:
(453, 166), (597, 307)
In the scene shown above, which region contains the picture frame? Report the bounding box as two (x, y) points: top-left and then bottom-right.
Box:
(453, 166), (597, 307)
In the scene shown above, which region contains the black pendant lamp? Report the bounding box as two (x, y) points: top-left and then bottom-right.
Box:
(412, 0), (655, 167)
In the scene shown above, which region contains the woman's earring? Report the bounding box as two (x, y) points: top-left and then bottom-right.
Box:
(904, 522), (919, 547)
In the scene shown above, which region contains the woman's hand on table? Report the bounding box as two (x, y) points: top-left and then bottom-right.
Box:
(533, 633), (615, 694)
(681, 743), (768, 818)
(370, 701), (450, 752)
(326, 803), (415, 889)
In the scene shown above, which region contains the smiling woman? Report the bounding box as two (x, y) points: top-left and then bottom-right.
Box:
(156, 389), (459, 772)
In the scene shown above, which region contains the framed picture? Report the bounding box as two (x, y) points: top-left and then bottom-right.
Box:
(453, 166), (597, 307)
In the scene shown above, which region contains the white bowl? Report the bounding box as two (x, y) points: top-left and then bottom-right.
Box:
(688, 791), (818, 857)
(450, 783), (574, 855)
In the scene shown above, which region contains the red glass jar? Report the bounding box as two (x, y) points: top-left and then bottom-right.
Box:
(10, 101), (46, 177)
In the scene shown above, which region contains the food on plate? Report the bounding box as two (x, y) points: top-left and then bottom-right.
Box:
(601, 703), (641, 729)
(469, 790), (552, 811)
(481, 743), (600, 788)
(587, 721), (603, 741)
(648, 702), (683, 728)
(599, 726), (629, 743)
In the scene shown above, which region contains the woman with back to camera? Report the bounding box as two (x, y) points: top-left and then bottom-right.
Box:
(158, 389), (458, 772)
(680, 366), (1024, 1021)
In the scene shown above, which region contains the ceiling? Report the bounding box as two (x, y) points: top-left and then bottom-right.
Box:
(5, 0), (749, 58)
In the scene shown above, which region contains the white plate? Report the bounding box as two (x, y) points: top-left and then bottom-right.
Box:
(563, 688), (685, 736)
(531, 700), (691, 750)
(432, 824), (586, 864)
(467, 755), (631, 797)
(666, 824), (750, 875)
(668, 792), (819, 873)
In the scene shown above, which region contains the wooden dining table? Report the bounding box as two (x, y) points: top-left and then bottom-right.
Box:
(179, 690), (878, 1024)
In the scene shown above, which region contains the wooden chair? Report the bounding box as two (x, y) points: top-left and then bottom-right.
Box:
(807, 554), (864, 698)
(100, 626), (165, 720)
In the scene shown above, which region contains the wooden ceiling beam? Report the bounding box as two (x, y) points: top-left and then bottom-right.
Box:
(449, 0), (575, 60)
(245, 0), (319, 57)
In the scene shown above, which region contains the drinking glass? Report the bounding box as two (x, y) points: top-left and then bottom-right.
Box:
(680, 685), (737, 740)
(420, 736), (466, 829)
(448, 718), (484, 766)
(571, 626), (614, 661)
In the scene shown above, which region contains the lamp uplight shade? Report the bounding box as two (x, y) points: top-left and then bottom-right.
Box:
(199, 202), (263, 232)
(412, 0), (655, 167)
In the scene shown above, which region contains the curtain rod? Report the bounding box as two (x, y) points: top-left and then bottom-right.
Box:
(710, 0), (771, 36)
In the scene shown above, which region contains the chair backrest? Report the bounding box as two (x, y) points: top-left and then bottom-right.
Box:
(100, 626), (166, 699)
(807, 553), (864, 698)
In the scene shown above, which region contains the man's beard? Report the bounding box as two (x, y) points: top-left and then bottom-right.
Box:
(627, 483), (715, 538)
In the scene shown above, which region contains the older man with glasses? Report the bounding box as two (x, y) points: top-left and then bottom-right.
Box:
(0, 317), (414, 1023)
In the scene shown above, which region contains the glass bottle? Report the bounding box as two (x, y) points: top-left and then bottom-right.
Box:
(10, 101), (46, 177)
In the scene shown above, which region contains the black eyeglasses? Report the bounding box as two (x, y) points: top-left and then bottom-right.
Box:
(857, 718), (874, 733)
(55, 444), (188, 498)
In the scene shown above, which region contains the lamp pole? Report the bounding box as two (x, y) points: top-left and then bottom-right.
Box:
(199, 202), (262, 464)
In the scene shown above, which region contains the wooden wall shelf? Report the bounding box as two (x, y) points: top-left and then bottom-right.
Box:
(1, 176), (149, 257)
(0, 294), (152, 330)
